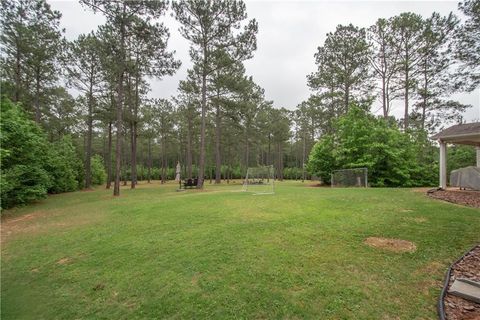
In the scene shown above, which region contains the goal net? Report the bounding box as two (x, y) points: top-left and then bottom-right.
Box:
(242, 165), (275, 195)
(331, 168), (368, 188)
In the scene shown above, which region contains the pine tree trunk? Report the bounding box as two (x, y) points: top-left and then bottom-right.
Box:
(106, 121), (112, 189)
(85, 74), (94, 189)
(139, 143), (143, 181)
(215, 104), (221, 184)
(404, 46), (410, 130)
(382, 76), (387, 118)
(245, 127), (249, 169)
(130, 121), (136, 188)
(226, 145), (230, 184)
(268, 134), (271, 165)
(186, 114), (193, 179)
(147, 137), (152, 183)
(131, 72), (139, 189)
(421, 61), (428, 130)
(278, 143), (281, 181)
(113, 4), (126, 196)
(279, 143), (284, 181)
(197, 67), (207, 188)
(302, 131), (306, 182)
(209, 162), (212, 184)
(123, 133), (127, 186)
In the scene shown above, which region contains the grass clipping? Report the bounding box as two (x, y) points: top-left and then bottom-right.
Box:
(365, 237), (416, 253)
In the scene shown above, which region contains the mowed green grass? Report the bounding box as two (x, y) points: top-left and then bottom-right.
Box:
(1, 181), (479, 319)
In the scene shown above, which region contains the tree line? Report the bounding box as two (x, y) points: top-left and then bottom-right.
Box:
(306, 7), (478, 133)
(1, 0), (478, 205)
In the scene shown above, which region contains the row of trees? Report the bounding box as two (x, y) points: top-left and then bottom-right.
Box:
(305, 2), (478, 134)
(0, 0), (307, 198)
(301, 1), (478, 183)
(1, 0), (478, 205)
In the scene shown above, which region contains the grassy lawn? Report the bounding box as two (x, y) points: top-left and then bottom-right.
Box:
(1, 181), (479, 319)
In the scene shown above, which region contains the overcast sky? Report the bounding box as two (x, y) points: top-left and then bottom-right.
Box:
(49, 0), (479, 122)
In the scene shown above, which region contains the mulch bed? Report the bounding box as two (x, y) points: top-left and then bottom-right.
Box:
(444, 245), (480, 320)
(428, 189), (480, 208)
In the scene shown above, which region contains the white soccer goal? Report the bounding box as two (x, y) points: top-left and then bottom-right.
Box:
(331, 168), (368, 188)
(242, 165), (275, 195)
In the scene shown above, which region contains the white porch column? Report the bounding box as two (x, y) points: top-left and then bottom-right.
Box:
(477, 147), (480, 167)
(439, 141), (447, 189)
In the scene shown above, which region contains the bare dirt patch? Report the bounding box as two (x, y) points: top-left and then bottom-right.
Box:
(364, 237), (417, 253)
(444, 245), (480, 320)
(428, 189), (480, 208)
(56, 257), (72, 265)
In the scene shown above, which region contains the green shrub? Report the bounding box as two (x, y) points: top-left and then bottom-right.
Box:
(307, 105), (438, 187)
(307, 134), (336, 183)
(91, 155), (106, 185)
(46, 136), (81, 193)
(1, 97), (51, 208)
(1, 98), (86, 209)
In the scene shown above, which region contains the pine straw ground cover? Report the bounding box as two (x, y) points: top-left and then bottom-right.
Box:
(1, 181), (479, 319)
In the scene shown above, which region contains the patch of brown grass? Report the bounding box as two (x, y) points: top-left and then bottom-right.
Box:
(1, 209), (104, 245)
(56, 257), (72, 265)
(191, 273), (201, 286)
(364, 237), (417, 253)
(411, 261), (444, 295)
(1, 211), (48, 244)
(414, 261), (444, 276)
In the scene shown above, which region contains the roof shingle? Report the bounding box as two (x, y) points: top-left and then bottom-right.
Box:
(431, 122), (480, 139)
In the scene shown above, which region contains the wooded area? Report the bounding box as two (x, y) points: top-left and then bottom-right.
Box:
(1, 0), (478, 208)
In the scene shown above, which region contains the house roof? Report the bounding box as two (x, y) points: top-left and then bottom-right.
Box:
(431, 122), (480, 146)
